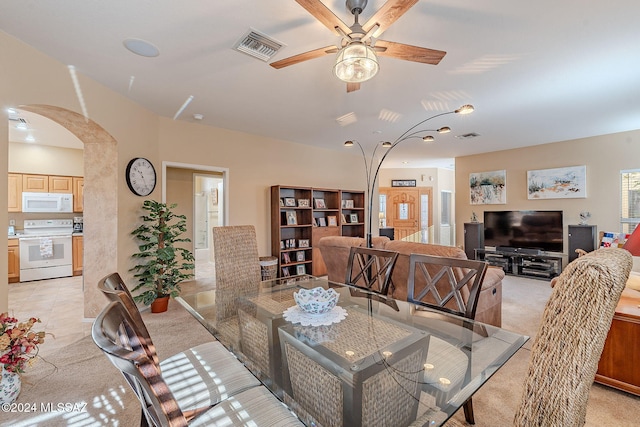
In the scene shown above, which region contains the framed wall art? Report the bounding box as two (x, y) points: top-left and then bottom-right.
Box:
(470, 170), (506, 205)
(527, 165), (586, 199)
(391, 179), (416, 187)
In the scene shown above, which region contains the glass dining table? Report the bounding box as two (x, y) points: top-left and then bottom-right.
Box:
(176, 275), (528, 427)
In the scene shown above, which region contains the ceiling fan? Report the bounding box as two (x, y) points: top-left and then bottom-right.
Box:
(270, 0), (446, 92)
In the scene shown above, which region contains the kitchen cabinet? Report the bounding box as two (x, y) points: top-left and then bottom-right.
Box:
(8, 239), (20, 283)
(9, 173), (83, 212)
(73, 177), (84, 212)
(49, 175), (73, 193)
(8, 173), (22, 212)
(72, 235), (83, 276)
(23, 174), (49, 192)
(22, 173), (74, 193)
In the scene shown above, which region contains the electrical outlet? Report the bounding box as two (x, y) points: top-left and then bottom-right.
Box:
(9, 219), (15, 226)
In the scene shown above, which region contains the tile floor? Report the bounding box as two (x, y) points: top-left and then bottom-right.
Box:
(7, 258), (217, 358)
(7, 276), (91, 358)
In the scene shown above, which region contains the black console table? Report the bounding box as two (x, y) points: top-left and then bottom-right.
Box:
(475, 248), (564, 280)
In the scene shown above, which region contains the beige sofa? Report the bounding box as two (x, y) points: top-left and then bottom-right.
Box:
(317, 235), (504, 327)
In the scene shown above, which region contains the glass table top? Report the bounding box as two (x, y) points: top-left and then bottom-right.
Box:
(177, 275), (528, 427)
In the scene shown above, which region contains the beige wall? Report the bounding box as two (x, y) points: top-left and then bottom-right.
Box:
(9, 142), (84, 176)
(157, 118), (364, 255)
(0, 30), (364, 313)
(455, 131), (640, 252)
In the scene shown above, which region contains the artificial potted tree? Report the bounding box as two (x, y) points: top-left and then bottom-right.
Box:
(130, 200), (195, 313)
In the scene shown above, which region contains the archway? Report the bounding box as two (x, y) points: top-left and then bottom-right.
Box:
(19, 105), (117, 318)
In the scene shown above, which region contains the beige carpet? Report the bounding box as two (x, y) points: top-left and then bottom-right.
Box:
(4, 275), (639, 426)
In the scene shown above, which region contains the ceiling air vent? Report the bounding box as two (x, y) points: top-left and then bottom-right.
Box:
(233, 29), (284, 62)
(456, 132), (480, 140)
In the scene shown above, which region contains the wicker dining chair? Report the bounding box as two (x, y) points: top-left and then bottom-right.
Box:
(443, 248), (632, 427)
(212, 225), (262, 319)
(280, 319), (427, 427)
(92, 301), (304, 427)
(345, 246), (399, 295)
(513, 247), (632, 426)
(407, 254), (488, 425)
(211, 225), (273, 376)
(97, 272), (261, 423)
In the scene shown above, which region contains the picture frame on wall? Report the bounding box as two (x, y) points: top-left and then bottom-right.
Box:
(350, 213), (359, 223)
(327, 215), (337, 226)
(296, 250), (305, 262)
(297, 199), (310, 207)
(296, 264), (306, 275)
(527, 165), (586, 199)
(469, 170), (506, 205)
(284, 197), (296, 207)
(345, 199), (354, 208)
(318, 217), (327, 227)
(314, 198), (326, 209)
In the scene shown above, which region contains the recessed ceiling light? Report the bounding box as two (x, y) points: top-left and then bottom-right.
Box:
(123, 38), (160, 57)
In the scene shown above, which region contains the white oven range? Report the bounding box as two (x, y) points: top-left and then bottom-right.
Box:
(19, 219), (74, 282)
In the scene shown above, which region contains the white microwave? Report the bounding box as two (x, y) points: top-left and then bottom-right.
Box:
(22, 192), (73, 213)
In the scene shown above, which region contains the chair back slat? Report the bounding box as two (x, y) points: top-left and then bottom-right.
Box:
(345, 247), (399, 295)
(407, 254), (488, 320)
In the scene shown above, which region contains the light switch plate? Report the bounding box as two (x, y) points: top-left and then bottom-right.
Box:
(9, 219), (15, 226)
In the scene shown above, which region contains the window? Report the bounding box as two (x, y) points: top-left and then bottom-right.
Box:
(440, 191), (451, 226)
(379, 194), (387, 227)
(621, 169), (640, 234)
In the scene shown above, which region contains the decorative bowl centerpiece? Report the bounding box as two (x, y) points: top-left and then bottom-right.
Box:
(293, 287), (339, 315)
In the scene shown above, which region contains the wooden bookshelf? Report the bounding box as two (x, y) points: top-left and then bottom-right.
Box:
(271, 186), (364, 277)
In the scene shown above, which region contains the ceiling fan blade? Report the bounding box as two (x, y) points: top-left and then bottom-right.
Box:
(375, 40), (446, 65)
(363, 0), (419, 39)
(270, 45), (336, 69)
(346, 82), (361, 93)
(295, 0), (351, 36)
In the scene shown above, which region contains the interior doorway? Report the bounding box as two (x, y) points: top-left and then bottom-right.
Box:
(194, 173), (224, 279)
(162, 162), (229, 281)
(379, 187), (433, 242)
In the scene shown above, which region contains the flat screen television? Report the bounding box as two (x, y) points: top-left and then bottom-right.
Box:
(483, 210), (563, 253)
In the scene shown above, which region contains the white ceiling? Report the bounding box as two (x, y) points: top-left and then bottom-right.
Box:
(2, 1), (639, 168)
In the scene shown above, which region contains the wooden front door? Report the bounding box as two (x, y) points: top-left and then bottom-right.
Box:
(380, 187), (432, 241)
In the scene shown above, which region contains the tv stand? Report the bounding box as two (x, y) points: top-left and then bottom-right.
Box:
(475, 248), (564, 280)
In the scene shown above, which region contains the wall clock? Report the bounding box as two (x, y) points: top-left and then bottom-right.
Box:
(126, 157), (156, 196)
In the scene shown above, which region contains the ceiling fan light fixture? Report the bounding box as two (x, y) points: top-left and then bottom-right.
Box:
(437, 127), (451, 133)
(455, 104), (475, 115)
(344, 140), (355, 147)
(381, 141), (392, 148)
(334, 42), (379, 83)
(422, 135), (435, 142)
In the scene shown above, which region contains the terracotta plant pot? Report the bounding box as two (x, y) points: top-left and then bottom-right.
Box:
(150, 296), (170, 313)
